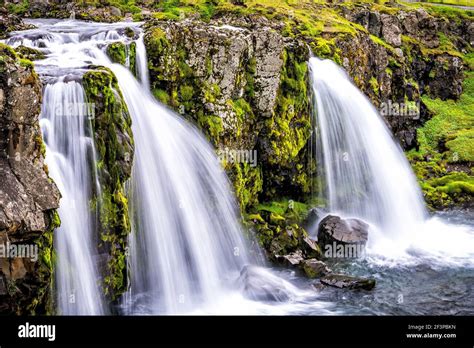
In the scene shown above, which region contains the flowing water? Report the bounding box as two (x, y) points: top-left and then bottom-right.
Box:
(39, 80), (105, 315)
(308, 58), (474, 314)
(6, 19), (330, 315)
(4, 20), (473, 316)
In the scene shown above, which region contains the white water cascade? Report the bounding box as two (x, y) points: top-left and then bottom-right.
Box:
(5, 19), (331, 315)
(39, 80), (105, 314)
(309, 58), (474, 263)
(115, 66), (252, 313)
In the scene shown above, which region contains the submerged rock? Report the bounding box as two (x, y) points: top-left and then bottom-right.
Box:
(320, 274), (376, 291)
(237, 265), (292, 302)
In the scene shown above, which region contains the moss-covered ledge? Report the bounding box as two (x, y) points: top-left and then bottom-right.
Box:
(82, 66), (134, 304)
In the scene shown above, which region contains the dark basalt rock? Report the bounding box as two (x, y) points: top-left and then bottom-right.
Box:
(320, 274), (376, 291)
(317, 215), (369, 249)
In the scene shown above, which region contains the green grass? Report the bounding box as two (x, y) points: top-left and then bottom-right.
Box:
(419, 71), (474, 162)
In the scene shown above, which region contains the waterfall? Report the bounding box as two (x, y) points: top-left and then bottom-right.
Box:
(39, 80), (105, 314)
(308, 58), (474, 264)
(112, 45), (252, 314)
(309, 58), (427, 250)
(7, 19), (295, 315)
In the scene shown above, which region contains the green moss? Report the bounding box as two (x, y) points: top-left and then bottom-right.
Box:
(7, 0), (29, 15)
(369, 76), (379, 95)
(228, 162), (263, 212)
(153, 88), (170, 104)
(18, 58), (34, 69)
(268, 49), (310, 167)
(408, 62), (473, 209)
(15, 45), (45, 61)
(1, 43), (18, 60)
(106, 41), (127, 66)
(370, 34), (395, 52)
(419, 73), (473, 161)
(27, 210), (61, 315)
(83, 67), (133, 301)
(180, 84), (194, 101)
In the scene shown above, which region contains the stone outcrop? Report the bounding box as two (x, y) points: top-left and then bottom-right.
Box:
(0, 43), (60, 314)
(320, 273), (376, 291)
(144, 18), (312, 211)
(82, 66), (134, 303)
(317, 215), (369, 249)
(336, 6), (469, 149)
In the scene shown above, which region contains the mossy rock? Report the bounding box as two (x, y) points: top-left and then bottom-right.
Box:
(83, 66), (134, 302)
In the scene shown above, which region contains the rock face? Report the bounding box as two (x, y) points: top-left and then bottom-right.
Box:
(317, 215), (369, 252)
(320, 274), (376, 291)
(335, 6), (469, 150)
(0, 43), (60, 314)
(82, 67), (134, 303)
(0, 8), (34, 39)
(144, 18), (312, 211)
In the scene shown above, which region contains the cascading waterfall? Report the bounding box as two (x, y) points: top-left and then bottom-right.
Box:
(113, 59), (251, 314)
(3, 19), (474, 316)
(309, 57), (474, 262)
(6, 19), (326, 315)
(309, 58), (426, 240)
(39, 80), (104, 314)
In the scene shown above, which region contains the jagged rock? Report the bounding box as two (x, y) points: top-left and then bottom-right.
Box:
(320, 274), (376, 290)
(301, 236), (322, 259)
(317, 215), (369, 252)
(0, 8), (34, 39)
(302, 259), (331, 279)
(0, 43), (60, 314)
(275, 249), (304, 266)
(381, 14), (402, 47)
(144, 18), (312, 210)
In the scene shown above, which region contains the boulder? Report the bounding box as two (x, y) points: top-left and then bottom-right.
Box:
(302, 259), (331, 279)
(317, 215), (369, 249)
(320, 274), (376, 290)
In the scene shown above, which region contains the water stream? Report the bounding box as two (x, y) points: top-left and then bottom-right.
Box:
(4, 20), (474, 316)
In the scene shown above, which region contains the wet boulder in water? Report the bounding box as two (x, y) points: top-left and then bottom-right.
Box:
(302, 259), (331, 279)
(237, 265), (292, 302)
(317, 215), (369, 252)
(275, 249), (304, 266)
(320, 274), (376, 290)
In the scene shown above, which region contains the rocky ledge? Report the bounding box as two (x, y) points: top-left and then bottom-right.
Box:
(0, 43), (60, 314)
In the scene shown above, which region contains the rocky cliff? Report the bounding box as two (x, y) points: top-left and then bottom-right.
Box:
(0, 43), (60, 314)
